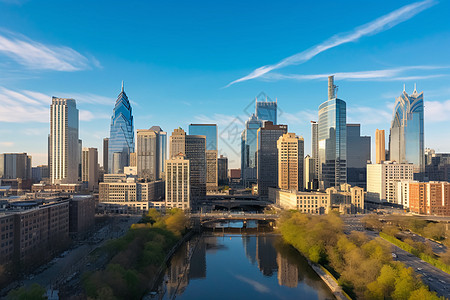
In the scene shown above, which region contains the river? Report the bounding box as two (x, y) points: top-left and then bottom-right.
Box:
(154, 220), (335, 300)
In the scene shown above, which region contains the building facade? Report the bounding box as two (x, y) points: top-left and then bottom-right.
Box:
(241, 114), (263, 187)
(136, 127), (167, 181)
(255, 94), (277, 124)
(0, 153), (32, 180)
(318, 76), (347, 190)
(311, 121), (319, 182)
(189, 124), (218, 192)
(277, 133), (304, 191)
(366, 161), (414, 203)
(81, 147), (98, 191)
(103, 138), (109, 174)
(269, 188), (330, 214)
(108, 82), (134, 174)
(346, 124), (370, 189)
(257, 122), (287, 199)
(376, 129), (386, 164)
(50, 98), (79, 184)
(409, 182), (450, 216)
(165, 154), (190, 210)
(218, 155), (228, 186)
(389, 85), (424, 175)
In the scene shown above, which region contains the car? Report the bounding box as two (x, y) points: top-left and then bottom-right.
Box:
(391, 253), (397, 258)
(417, 267), (423, 271)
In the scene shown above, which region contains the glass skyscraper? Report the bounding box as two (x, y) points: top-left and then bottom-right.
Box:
(255, 93), (277, 124)
(389, 85), (424, 174)
(241, 114), (262, 187)
(188, 124), (217, 151)
(108, 82), (134, 174)
(318, 76), (347, 189)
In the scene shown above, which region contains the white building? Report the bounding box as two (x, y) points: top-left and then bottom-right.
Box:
(366, 161), (414, 203)
(269, 188), (330, 214)
(50, 98), (79, 184)
(165, 153), (190, 210)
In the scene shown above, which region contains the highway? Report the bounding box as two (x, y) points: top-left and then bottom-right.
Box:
(341, 215), (450, 298)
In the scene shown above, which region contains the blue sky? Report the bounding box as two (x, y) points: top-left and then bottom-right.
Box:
(1, 0), (449, 168)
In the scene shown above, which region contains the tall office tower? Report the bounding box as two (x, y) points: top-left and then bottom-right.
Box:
(0, 153), (32, 180)
(136, 126), (167, 181)
(347, 124), (371, 189)
(150, 126), (167, 178)
(318, 76), (347, 190)
(82, 147), (99, 191)
(277, 133), (304, 191)
(165, 153), (190, 210)
(169, 128), (206, 204)
(108, 81), (134, 174)
(389, 85), (424, 176)
(311, 121), (319, 180)
(257, 121), (288, 199)
(375, 129), (386, 164)
(255, 93), (277, 124)
(189, 124), (218, 192)
(103, 138), (109, 174)
(241, 114), (263, 187)
(425, 148), (435, 165)
(366, 161), (414, 203)
(218, 155), (228, 186)
(50, 97), (79, 184)
(304, 155), (317, 190)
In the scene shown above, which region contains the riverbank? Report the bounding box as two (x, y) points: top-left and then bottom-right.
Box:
(307, 261), (349, 300)
(278, 211), (440, 299)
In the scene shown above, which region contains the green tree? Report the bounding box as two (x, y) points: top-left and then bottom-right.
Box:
(7, 283), (46, 300)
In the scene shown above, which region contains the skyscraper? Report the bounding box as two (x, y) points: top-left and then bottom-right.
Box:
(108, 81), (134, 174)
(346, 124), (370, 189)
(318, 76), (347, 189)
(375, 129), (386, 164)
(103, 138), (109, 174)
(165, 153), (190, 210)
(257, 121), (287, 199)
(277, 133), (304, 191)
(304, 155), (317, 190)
(189, 124), (218, 192)
(311, 121), (319, 180)
(241, 114), (263, 187)
(169, 128), (206, 204)
(218, 155), (228, 186)
(136, 126), (167, 181)
(50, 97), (79, 184)
(255, 93), (277, 124)
(389, 85), (424, 175)
(82, 147), (99, 191)
(0, 153), (32, 180)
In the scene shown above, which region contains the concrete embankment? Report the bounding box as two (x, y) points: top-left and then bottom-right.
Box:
(307, 261), (350, 300)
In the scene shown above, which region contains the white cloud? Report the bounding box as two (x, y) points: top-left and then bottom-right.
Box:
(235, 275), (270, 293)
(0, 141), (14, 147)
(226, 0), (436, 87)
(0, 87), (110, 123)
(279, 109), (318, 125)
(425, 100), (450, 123)
(0, 29), (98, 71)
(347, 106), (392, 125)
(262, 66), (448, 82)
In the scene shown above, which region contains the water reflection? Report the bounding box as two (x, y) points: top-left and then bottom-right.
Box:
(157, 222), (334, 300)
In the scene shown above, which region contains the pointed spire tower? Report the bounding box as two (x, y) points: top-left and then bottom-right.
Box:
(108, 81), (135, 173)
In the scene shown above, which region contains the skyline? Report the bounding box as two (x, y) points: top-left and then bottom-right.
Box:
(1, 0), (450, 168)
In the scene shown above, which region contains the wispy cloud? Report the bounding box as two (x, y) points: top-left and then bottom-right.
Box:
(262, 66), (448, 82)
(0, 141), (14, 147)
(0, 29), (98, 71)
(226, 0), (436, 87)
(279, 109), (318, 126)
(0, 87), (110, 123)
(425, 100), (450, 122)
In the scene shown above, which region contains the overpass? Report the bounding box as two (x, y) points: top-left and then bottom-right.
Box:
(190, 212), (279, 226)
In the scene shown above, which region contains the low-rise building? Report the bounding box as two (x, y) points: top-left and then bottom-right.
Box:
(409, 181), (450, 216)
(269, 188), (330, 214)
(69, 195), (95, 237)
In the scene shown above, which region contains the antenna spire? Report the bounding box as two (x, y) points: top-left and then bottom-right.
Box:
(403, 84), (405, 92)
(121, 80), (124, 92)
(414, 83), (417, 93)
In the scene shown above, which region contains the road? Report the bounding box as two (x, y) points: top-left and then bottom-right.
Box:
(341, 215), (450, 298)
(9, 215), (141, 296)
(399, 231), (447, 255)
